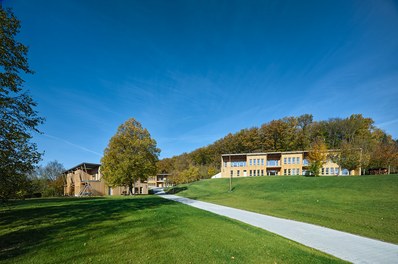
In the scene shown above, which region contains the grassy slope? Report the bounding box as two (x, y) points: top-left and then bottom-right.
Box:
(176, 175), (398, 244)
(0, 196), (344, 264)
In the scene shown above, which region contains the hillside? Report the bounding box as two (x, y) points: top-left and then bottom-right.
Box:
(158, 114), (398, 184)
(173, 174), (398, 244)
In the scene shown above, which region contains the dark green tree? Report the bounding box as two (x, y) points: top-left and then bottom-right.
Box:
(0, 6), (44, 202)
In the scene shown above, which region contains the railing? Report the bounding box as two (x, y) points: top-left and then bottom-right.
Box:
(266, 161), (279, 166)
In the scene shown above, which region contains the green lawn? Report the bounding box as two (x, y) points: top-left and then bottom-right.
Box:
(0, 196), (344, 264)
(174, 174), (398, 244)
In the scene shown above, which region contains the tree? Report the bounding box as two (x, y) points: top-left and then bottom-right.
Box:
(0, 6), (44, 202)
(308, 139), (328, 176)
(335, 143), (361, 175)
(30, 160), (65, 197)
(101, 118), (160, 195)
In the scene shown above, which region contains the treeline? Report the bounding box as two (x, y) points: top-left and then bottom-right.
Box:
(158, 114), (398, 184)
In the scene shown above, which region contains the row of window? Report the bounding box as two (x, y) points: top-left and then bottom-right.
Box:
(283, 168), (301, 175)
(321, 167), (348, 175)
(249, 158), (265, 166)
(283, 157), (301, 165)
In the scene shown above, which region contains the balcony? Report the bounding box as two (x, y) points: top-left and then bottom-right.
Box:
(266, 160), (280, 167)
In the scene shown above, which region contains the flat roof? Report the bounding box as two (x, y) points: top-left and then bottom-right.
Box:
(63, 162), (101, 174)
(221, 149), (341, 157)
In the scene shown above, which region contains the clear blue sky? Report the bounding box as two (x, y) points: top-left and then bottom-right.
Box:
(5, 0), (398, 169)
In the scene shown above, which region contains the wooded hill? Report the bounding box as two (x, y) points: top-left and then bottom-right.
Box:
(157, 114), (398, 184)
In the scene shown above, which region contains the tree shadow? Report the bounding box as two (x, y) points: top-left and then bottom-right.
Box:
(0, 196), (177, 262)
(166, 186), (187, 194)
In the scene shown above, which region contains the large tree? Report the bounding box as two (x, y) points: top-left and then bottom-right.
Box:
(0, 6), (44, 201)
(335, 143), (362, 175)
(101, 118), (160, 194)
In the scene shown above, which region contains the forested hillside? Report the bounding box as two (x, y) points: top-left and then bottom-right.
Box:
(158, 114), (398, 184)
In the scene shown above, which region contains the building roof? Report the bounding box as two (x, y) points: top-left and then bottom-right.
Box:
(63, 162), (101, 174)
(221, 149), (342, 157)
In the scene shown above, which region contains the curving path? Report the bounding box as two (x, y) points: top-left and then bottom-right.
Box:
(159, 194), (398, 264)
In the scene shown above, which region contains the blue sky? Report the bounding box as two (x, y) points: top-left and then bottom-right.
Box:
(6, 0), (398, 169)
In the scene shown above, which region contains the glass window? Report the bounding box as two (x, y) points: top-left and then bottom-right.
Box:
(253, 170), (256, 176)
(249, 159), (252, 166)
(292, 157), (295, 164)
(257, 170), (260, 176)
(257, 159), (260, 165)
(261, 170), (264, 176)
(284, 169), (287, 175)
(250, 170), (252, 176)
(326, 168), (329, 175)
(261, 159), (264, 165)
(297, 157), (300, 164)
(322, 168), (325, 175)
(336, 167), (339, 175)
(288, 158), (291, 164)
(297, 168), (300, 175)
(253, 159), (256, 166)
(237, 170), (240, 177)
(284, 158), (287, 164)
(288, 169), (291, 175)
(224, 162), (227, 167)
(230, 170), (233, 177)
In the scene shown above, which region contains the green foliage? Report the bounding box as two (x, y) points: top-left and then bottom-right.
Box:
(27, 161), (65, 197)
(101, 118), (160, 194)
(0, 7), (44, 202)
(177, 175), (398, 244)
(0, 197), (344, 263)
(335, 143), (361, 175)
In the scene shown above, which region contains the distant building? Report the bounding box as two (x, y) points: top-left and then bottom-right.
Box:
(63, 162), (148, 196)
(220, 150), (361, 178)
(147, 173), (173, 188)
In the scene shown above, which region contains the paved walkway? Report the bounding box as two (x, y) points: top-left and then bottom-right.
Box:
(159, 194), (398, 264)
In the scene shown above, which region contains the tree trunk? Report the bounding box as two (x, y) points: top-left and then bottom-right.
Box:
(133, 181), (136, 195)
(128, 183), (133, 195)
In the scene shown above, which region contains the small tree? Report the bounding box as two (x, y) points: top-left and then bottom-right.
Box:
(308, 139), (328, 176)
(101, 118), (160, 194)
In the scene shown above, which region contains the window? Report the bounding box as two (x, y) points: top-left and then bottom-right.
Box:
(257, 159), (260, 165)
(230, 170), (233, 177)
(284, 158), (287, 164)
(249, 159), (252, 166)
(288, 158), (291, 164)
(297, 157), (300, 164)
(261, 170), (264, 176)
(288, 169), (291, 175)
(292, 157), (296, 164)
(237, 170), (240, 177)
(321, 168), (325, 175)
(224, 162), (227, 167)
(250, 170), (252, 176)
(335, 167), (339, 175)
(284, 169), (287, 175)
(297, 168), (300, 175)
(253, 159), (256, 166)
(261, 159), (264, 165)
(326, 168), (329, 175)
(253, 170), (256, 176)
(257, 170), (260, 176)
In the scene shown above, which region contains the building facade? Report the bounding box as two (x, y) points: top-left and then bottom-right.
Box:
(63, 163), (148, 196)
(147, 173), (173, 188)
(220, 151), (360, 178)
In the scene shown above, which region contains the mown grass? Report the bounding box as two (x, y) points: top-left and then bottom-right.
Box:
(175, 174), (398, 244)
(0, 196), (344, 264)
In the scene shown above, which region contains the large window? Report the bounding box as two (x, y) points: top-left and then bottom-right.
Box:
(261, 159), (264, 165)
(253, 159), (256, 166)
(292, 157), (296, 164)
(297, 157), (300, 164)
(284, 158), (287, 164)
(249, 159), (252, 166)
(288, 157), (291, 164)
(250, 170), (252, 176)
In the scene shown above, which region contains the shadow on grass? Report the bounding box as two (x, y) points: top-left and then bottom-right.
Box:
(166, 186), (187, 194)
(0, 196), (176, 262)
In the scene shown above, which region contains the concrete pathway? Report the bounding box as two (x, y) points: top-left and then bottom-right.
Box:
(159, 194), (398, 264)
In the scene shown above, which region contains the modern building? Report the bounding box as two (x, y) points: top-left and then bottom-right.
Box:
(147, 173), (173, 188)
(63, 162), (148, 196)
(220, 150), (360, 178)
